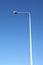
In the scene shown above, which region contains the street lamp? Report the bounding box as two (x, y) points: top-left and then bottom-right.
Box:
(12, 11), (32, 65)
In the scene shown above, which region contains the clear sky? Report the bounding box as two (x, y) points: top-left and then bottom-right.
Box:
(0, 0), (43, 65)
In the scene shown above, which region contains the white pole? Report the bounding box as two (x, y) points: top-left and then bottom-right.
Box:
(12, 11), (33, 65)
(29, 12), (32, 65)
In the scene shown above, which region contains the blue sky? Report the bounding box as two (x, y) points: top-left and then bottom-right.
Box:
(0, 0), (43, 65)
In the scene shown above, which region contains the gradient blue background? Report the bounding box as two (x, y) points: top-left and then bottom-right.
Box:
(0, 0), (43, 65)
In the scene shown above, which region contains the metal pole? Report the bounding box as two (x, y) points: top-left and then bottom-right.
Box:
(29, 12), (32, 65)
(12, 11), (33, 65)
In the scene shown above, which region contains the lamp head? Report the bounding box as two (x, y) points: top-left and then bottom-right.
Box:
(12, 11), (17, 14)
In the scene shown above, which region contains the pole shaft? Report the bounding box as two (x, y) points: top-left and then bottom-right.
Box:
(29, 13), (32, 65)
